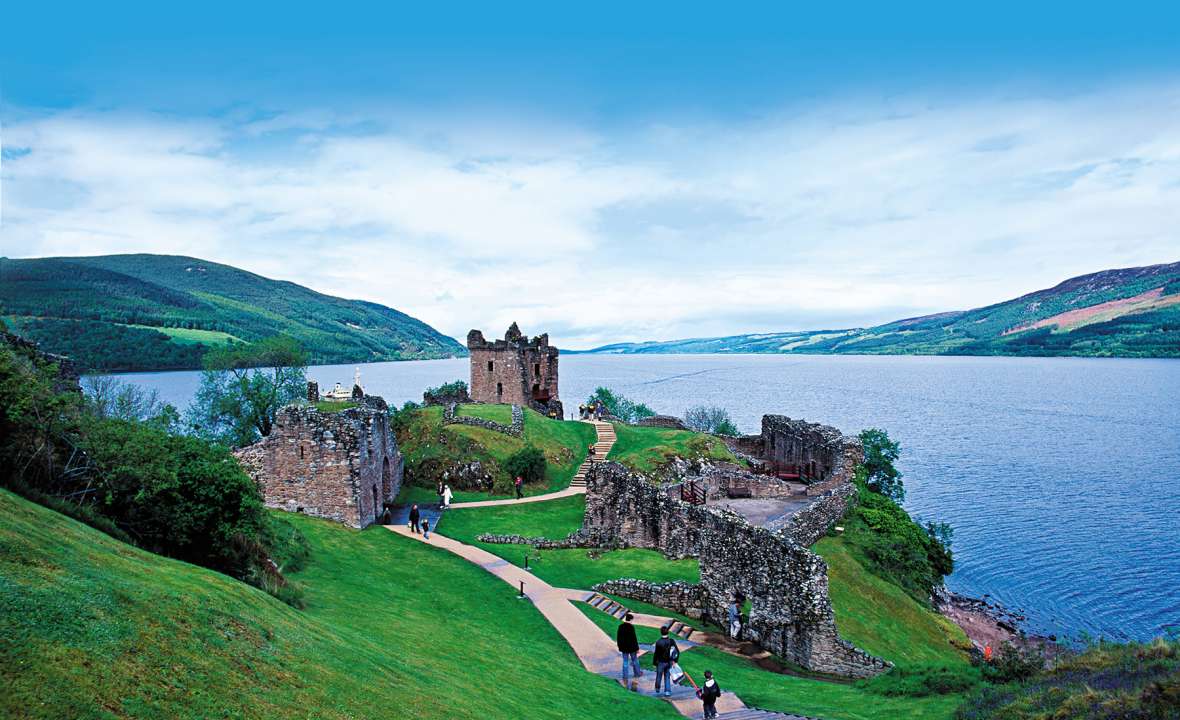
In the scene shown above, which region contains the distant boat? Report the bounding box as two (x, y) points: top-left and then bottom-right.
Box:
(323, 367), (363, 401)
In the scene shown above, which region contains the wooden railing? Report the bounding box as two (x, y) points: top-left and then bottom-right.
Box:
(681, 480), (707, 506)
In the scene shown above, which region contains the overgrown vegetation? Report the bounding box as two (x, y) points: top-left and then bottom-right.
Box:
(956, 638), (1180, 720)
(607, 423), (738, 474)
(683, 405), (740, 436)
(586, 386), (655, 422)
(0, 333), (307, 605)
(505, 445), (547, 485)
(185, 335), (307, 447)
(0, 254), (465, 371)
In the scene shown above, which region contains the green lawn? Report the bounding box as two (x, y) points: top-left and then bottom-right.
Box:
(313, 400), (357, 413)
(0, 489), (681, 720)
(577, 602), (667, 645)
(127, 324), (243, 346)
(456, 403), (512, 424)
(439, 495), (700, 590)
(398, 406), (596, 497)
(814, 537), (971, 670)
(607, 423), (738, 474)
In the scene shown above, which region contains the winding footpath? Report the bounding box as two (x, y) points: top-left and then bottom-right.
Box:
(386, 421), (815, 720)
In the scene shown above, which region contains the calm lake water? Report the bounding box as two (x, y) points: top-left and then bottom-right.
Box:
(110, 354), (1180, 642)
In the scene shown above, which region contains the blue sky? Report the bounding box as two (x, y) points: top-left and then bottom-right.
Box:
(3, 2), (1180, 347)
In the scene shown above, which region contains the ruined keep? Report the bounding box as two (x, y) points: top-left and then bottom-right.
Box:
(579, 462), (889, 678)
(235, 391), (404, 529)
(466, 322), (562, 416)
(731, 415), (862, 496)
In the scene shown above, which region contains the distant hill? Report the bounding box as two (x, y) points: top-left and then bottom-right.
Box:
(0, 254), (466, 371)
(581, 262), (1180, 358)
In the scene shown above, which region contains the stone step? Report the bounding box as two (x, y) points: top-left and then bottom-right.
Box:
(668, 621), (683, 635)
(589, 594), (607, 608)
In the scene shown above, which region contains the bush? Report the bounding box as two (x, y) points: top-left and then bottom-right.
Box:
(424, 379), (468, 399)
(504, 445), (546, 486)
(586, 387), (655, 423)
(979, 642), (1045, 684)
(861, 664), (981, 697)
(683, 405), (740, 436)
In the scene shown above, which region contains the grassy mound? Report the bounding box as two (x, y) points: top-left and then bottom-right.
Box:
(396, 405), (596, 499)
(0, 489), (679, 720)
(814, 537), (971, 670)
(439, 495), (700, 589)
(606, 424), (737, 474)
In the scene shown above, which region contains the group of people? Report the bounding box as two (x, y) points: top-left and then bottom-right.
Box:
(435, 481), (454, 509)
(615, 614), (722, 718)
(405, 504), (430, 539)
(578, 401), (605, 420)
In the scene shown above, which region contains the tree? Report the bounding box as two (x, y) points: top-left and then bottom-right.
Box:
(83, 375), (176, 429)
(185, 336), (307, 447)
(683, 405), (740, 436)
(859, 427), (904, 502)
(504, 445), (546, 486)
(586, 387), (655, 423)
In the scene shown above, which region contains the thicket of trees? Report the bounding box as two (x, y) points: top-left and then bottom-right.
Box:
(683, 405), (739, 436)
(585, 386), (655, 422)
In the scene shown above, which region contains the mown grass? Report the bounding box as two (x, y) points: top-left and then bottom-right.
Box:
(456, 403), (512, 424)
(439, 495), (700, 590)
(398, 406), (596, 497)
(577, 602), (666, 644)
(0, 489), (681, 720)
(607, 423), (738, 474)
(814, 536), (971, 670)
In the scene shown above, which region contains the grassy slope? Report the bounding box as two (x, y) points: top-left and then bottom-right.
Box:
(0, 254), (465, 370)
(397, 406), (596, 499)
(0, 489), (679, 720)
(815, 537), (971, 670)
(607, 424), (738, 474)
(439, 495), (700, 590)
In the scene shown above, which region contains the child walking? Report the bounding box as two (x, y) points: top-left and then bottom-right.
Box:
(699, 670), (721, 719)
(422, 517), (431, 540)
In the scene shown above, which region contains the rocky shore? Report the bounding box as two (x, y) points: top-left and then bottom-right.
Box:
(934, 587), (1056, 657)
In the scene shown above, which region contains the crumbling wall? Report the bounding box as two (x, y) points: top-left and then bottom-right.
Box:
(442, 403), (524, 437)
(760, 416), (862, 495)
(235, 396), (404, 528)
(583, 462), (889, 678)
(773, 482), (857, 547)
(592, 579), (706, 619)
(635, 415), (690, 430)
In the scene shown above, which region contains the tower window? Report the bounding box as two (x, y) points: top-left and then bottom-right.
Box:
(534, 363), (540, 377)
(496, 382), (503, 397)
(487, 360), (494, 372)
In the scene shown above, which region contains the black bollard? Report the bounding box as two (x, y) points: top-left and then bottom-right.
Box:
(519, 580), (525, 597)
(524, 555), (529, 570)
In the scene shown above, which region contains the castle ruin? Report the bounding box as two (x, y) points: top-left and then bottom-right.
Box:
(235, 388), (404, 529)
(466, 323), (562, 416)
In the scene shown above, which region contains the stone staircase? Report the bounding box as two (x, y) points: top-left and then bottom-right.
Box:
(587, 592), (696, 641)
(569, 420), (616, 489)
(712, 710), (816, 720)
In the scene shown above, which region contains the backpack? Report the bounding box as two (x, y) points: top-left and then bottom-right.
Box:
(669, 642), (680, 662)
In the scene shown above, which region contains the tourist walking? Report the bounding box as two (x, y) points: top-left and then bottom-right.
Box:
(652, 626), (680, 697)
(514, 475), (524, 500)
(436, 481), (445, 509)
(422, 517), (431, 540)
(579, 403), (587, 419)
(408, 504), (421, 534)
(616, 613), (642, 690)
(698, 670), (721, 719)
(442, 484), (454, 509)
(727, 598), (741, 639)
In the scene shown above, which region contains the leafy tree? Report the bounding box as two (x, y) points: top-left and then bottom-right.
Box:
(83, 375), (177, 430)
(860, 427), (904, 502)
(586, 386), (655, 423)
(504, 445), (546, 486)
(684, 405), (740, 436)
(186, 336), (307, 447)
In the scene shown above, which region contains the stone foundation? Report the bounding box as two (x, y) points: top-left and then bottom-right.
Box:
(592, 579), (706, 619)
(583, 462), (889, 678)
(235, 395), (404, 529)
(442, 403), (524, 437)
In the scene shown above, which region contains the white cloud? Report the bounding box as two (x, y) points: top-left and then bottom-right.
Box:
(2, 83), (1179, 348)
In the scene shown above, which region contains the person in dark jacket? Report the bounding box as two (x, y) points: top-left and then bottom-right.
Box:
(408, 504), (421, 534)
(514, 475), (524, 500)
(699, 670), (721, 718)
(652, 625), (679, 697)
(616, 613), (642, 689)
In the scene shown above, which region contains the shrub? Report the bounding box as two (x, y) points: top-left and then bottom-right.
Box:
(979, 642), (1045, 684)
(586, 387), (655, 423)
(504, 445), (546, 486)
(861, 664), (981, 697)
(683, 405), (740, 436)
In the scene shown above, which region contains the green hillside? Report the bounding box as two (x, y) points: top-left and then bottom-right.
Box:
(0, 488), (677, 720)
(582, 261), (1180, 358)
(0, 254), (466, 371)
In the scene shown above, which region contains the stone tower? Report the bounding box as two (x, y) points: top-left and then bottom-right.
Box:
(467, 323), (562, 416)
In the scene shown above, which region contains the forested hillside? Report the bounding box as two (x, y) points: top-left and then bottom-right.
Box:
(0, 255), (466, 371)
(584, 262), (1180, 358)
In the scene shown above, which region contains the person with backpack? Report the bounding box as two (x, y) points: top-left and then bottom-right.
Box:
(652, 625), (680, 697)
(698, 670), (721, 718)
(408, 504), (421, 534)
(616, 612), (642, 690)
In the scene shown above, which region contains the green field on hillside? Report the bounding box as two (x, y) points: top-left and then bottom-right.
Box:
(397, 405), (596, 497)
(607, 423), (738, 474)
(0, 489), (679, 720)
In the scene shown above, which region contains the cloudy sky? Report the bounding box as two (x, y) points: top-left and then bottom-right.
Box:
(3, 2), (1179, 348)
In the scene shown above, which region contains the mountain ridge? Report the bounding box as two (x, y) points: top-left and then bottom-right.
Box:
(576, 261), (1180, 358)
(0, 253), (466, 371)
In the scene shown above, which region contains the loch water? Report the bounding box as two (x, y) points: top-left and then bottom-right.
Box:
(112, 353), (1180, 642)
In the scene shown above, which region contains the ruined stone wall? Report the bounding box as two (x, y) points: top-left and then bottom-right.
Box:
(771, 482), (857, 546)
(467, 323), (561, 415)
(761, 416), (861, 494)
(583, 462), (889, 678)
(442, 403), (524, 437)
(635, 415), (690, 430)
(235, 396), (404, 529)
(592, 579), (706, 619)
